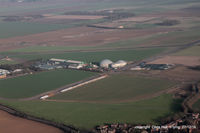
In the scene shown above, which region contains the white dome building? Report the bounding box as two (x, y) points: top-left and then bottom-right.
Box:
(111, 60), (127, 68)
(100, 59), (113, 68)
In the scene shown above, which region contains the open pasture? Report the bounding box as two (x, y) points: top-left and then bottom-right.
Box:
(1, 94), (182, 129)
(0, 69), (96, 99)
(51, 74), (176, 103)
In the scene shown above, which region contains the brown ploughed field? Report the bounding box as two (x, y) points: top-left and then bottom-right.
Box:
(0, 110), (63, 133)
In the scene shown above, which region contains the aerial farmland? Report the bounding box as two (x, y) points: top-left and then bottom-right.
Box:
(0, 0), (200, 133)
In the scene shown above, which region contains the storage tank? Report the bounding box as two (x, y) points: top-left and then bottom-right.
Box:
(100, 59), (113, 68)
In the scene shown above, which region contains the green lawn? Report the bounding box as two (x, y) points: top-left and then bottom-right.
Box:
(0, 69), (96, 99)
(3, 48), (164, 62)
(1, 94), (182, 129)
(51, 74), (176, 103)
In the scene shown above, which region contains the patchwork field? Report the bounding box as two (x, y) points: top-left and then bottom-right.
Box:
(50, 74), (176, 103)
(1, 94), (182, 129)
(0, 69), (96, 99)
(0, 0), (200, 131)
(0, 26), (174, 52)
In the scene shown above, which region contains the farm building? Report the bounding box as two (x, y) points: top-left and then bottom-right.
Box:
(0, 69), (10, 75)
(0, 69), (10, 79)
(66, 60), (84, 64)
(100, 59), (113, 68)
(49, 58), (66, 65)
(68, 64), (84, 69)
(111, 60), (127, 68)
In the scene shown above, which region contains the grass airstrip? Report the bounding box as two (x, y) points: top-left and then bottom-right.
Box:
(51, 74), (176, 103)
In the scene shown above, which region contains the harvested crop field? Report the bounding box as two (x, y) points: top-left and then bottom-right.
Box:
(0, 110), (63, 133)
(148, 56), (200, 66)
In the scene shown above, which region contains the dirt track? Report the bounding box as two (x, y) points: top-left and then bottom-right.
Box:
(0, 110), (63, 133)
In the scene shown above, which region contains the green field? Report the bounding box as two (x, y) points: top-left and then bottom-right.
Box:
(0, 21), (71, 39)
(173, 45), (200, 56)
(1, 94), (182, 129)
(51, 74), (176, 103)
(0, 69), (96, 99)
(2, 48), (164, 63)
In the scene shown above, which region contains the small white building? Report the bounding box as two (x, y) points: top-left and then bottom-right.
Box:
(68, 64), (84, 69)
(66, 60), (84, 64)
